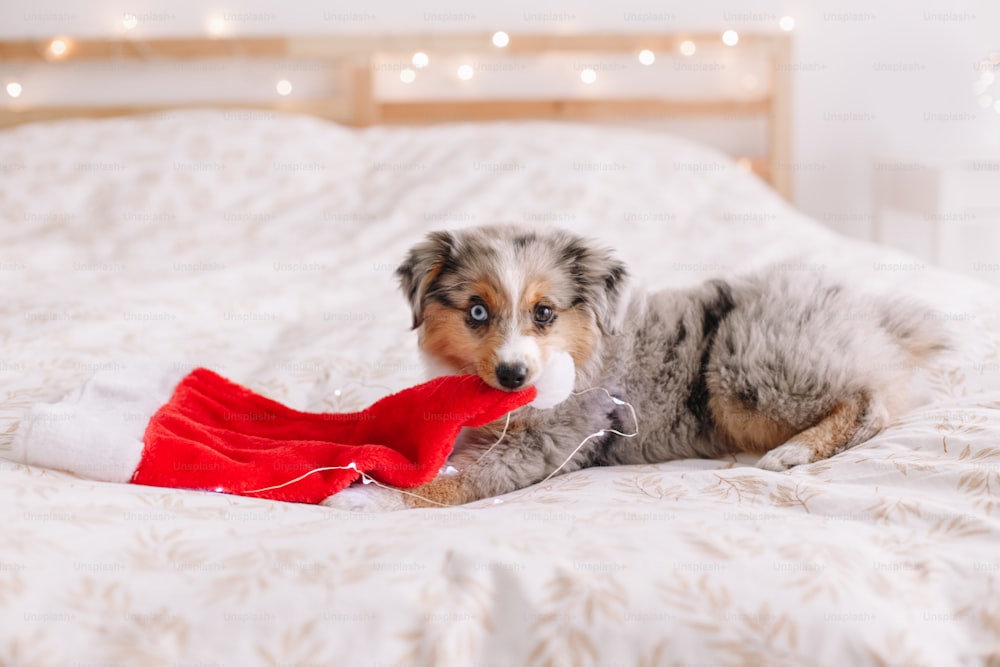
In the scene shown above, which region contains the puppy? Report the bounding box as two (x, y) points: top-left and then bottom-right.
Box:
(338, 224), (948, 510)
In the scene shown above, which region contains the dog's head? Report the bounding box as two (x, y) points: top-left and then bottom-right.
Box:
(396, 224), (629, 391)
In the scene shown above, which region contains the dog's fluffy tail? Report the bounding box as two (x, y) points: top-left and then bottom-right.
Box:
(877, 298), (952, 362)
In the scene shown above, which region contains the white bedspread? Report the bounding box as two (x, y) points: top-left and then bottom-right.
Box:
(1, 113), (999, 666)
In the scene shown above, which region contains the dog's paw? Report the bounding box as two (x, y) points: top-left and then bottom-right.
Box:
(321, 484), (407, 512)
(756, 441), (813, 472)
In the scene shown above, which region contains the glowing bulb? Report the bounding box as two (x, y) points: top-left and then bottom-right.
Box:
(722, 30), (739, 46)
(580, 68), (597, 84)
(411, 52), (429, 69)
(122, 13), (138, 30)
(638, 49), (655, 66)
(978, 94), (994, 108)
(49, 39), (67, 57)
(5, 82), (22, 99)
(275, 79), (292, 96)
(208, 16), (226, 36)
(679, 40), (696, 56)
(492, 31), (509, 48)
(974, 76), (994, 95)
(400, 68), (416, 84)
(779, 16), (795, 31)
(457, 64), (474, 80)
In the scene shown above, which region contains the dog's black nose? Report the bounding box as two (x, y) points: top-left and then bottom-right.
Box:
(495, 362), (528, 389)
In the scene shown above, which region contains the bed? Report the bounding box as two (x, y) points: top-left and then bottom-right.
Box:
(1, 111), (999, 666)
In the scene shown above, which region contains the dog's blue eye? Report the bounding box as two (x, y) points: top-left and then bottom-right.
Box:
(533, 304), (555, 325)
(469, 304), (489, 322)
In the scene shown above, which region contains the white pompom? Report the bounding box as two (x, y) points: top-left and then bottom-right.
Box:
(529, 351), (576, 409)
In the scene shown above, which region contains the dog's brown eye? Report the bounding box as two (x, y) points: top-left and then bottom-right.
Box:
(533, 304), (555, 325)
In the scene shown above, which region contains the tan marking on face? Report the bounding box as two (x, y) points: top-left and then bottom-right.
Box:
(420, 302), (481, 375)
(495, 277), (598, 377)
(469, 280), (509, 318)
(419, 273), (599, 389)
(710, 394), (799, 455)
(522, 279), (550, 321)
(542, 307), (598, 368)
(419, 288), (511, 386)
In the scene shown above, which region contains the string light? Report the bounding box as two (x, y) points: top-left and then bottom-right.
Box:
(19, 29), (791, 121)
(974, 55), (1000, 112)
(207, 16), (226, 37)
(476, 413), (513, 463)
(245, 387), (639, 509)
(245, 461), (360, 495)
(538, 389), (638, 484)
(48, 39), (68, 58)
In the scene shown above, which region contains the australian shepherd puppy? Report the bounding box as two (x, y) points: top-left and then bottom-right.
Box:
(328, 224), (947, 510)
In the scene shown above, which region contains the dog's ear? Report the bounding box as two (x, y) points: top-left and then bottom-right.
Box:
(561, 234), (631, 335)
(396, 231), (455, 329)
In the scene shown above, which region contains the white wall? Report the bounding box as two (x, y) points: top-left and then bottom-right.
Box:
(1, 0), (997, 240)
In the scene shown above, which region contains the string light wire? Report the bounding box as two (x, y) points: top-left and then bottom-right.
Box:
(243, 387), (639, 508)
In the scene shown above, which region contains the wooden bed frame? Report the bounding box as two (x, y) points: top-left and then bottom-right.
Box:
(0, 33), (793, 198)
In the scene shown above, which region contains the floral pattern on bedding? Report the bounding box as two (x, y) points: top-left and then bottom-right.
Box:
(1, 113), (999, 666)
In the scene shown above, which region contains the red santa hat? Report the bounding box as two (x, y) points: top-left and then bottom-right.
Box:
(10, 353), (576, 504)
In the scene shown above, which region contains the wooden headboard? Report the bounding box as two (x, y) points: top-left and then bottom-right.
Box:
(0, 32), (793, 198)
